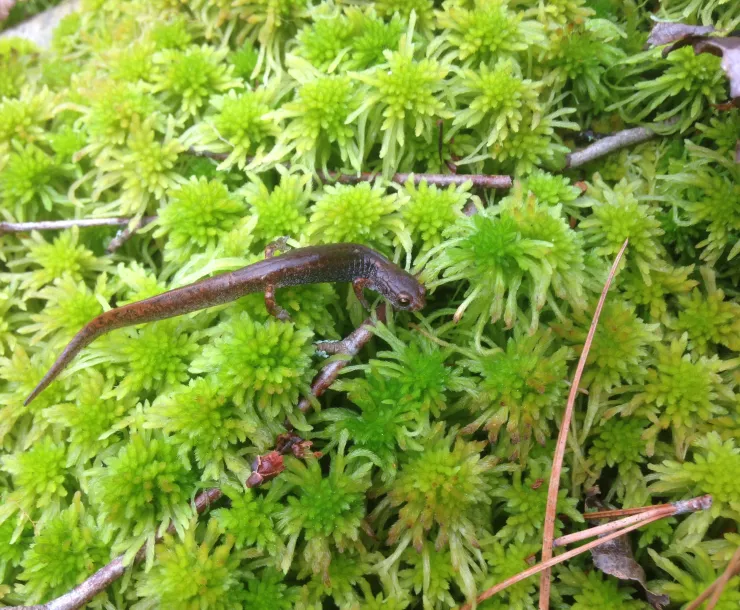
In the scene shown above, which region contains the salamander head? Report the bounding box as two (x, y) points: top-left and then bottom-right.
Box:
(374, 263), (426, 311)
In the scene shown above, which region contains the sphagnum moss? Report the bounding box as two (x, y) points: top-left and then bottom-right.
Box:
(1, 0), (739, 609)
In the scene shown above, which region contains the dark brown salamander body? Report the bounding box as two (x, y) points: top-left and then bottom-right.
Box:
(24, 243), (426, 405)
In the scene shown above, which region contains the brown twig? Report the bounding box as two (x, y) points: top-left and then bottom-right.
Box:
(687, 545), (740, 610)
(14, 308), (388, 610)
(461, 494), (711, 610)
(188, 149), (513, 189)
(538, 240), (629, 609)
(299, 304), (387, 412)
(565, 127), (656, 168)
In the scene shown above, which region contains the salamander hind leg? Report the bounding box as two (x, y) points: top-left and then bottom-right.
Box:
(265, 283), (291, 322)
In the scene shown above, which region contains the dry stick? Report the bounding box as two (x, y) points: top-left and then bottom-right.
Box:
(686, 545), (740, 610)
(0, 217), (156, 237)
(188, 149), (513, 189)
(15, 309), (386, 610)
(565, 126), (656, 168)
(460, 494), (711, 610)
(538, 239), (629, 610)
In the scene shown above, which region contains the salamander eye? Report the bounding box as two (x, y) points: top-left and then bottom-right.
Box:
(397, 294), (411, 307)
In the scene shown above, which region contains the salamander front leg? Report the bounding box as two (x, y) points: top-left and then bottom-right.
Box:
(265, 283), (291, 322)
(352, 278), (371, 310)
(264, 236), (293, 321)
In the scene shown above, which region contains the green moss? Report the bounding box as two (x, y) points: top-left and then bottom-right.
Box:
(278, 450), (371, 578)
(135, 519), (244, 609)
(16, 493), (111, 604)
(155, 177), (247, 263)
(88, 433), (197, 559)
(190, 312), (315, 421)
(1, 0), (738, 607)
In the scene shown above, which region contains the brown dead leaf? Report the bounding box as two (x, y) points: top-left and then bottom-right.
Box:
(677, 37), (740, 100)
(647, 21), (740, 108)
(646, 22), (715, 47)
(591, 534), (670, 609)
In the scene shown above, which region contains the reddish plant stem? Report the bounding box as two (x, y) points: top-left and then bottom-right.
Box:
(14, 309), (387, 610)
(538, 240), (629, 610)
(188, 149), (513, 189)
(686, 545), (740, 610)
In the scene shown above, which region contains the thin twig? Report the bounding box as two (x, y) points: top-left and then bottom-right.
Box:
(565, 127), (655, 168)
(686, 545), (740, 610)
(538, 240), (629, 609)
(0, 217), (155, 237)
(188, 149), (513, 189)
(299, 304), (387, 412)
(461, 494), (711, 610)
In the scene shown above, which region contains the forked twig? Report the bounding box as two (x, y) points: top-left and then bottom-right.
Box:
(106, 216), (157, 253)
(321, 170), (512, 189)
(538, 240), (629, 609)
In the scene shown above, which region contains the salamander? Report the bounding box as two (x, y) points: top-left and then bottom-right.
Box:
(24, 243), (426, 405)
